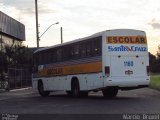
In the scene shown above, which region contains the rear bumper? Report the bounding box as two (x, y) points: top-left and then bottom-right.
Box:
(104, 76), (150, 89)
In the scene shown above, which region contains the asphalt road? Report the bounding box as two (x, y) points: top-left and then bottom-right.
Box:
(0, 88), (160, 114)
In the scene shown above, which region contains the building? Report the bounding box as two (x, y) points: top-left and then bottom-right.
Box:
(0, 11), (25, 51)
(0, 11), (30, 90)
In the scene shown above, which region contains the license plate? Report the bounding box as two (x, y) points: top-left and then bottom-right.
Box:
(125, 70), (133, 75)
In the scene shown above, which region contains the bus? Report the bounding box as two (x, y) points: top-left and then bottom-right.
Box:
(32, 29), (150, 98)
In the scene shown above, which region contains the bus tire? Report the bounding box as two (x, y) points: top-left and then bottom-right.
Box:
(102, 87), (118, 98)
(38, 80), (50, 97)
(71, 79), (80, 98)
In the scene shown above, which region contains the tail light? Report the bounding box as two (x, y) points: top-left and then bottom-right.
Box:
(147, 66), (150, 76)
(105, 66), (110, 76)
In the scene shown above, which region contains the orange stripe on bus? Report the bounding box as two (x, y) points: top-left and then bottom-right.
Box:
(38, 61), (102, 77)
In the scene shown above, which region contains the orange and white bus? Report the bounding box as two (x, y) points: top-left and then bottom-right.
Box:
(32, 29), (150, 98)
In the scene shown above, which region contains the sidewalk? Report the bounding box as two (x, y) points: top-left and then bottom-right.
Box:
(0, 87), (36, 101)
(0, 87), (32, 93)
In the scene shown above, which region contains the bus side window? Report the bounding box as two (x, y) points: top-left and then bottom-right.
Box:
(92, 37), (102, 56)
(47, 52), (50, 64)
(33, 54), (38, 73)
(45, 51), (48, 64)
(48, 51), (52, 64)
(62, 46), (69, 61)
(44, 52), (47, 64)
(36, 53), (39, 65)
(86, 40), (92, 57)
(80, 42), (86, 58)
(73, 44), (79, 59)
(52, 49), (56, 63)
(97, 37), (102, 55)
(51, 49), (53, 63)
(39, 52), (43, 65)
(70, 45), (74, 59)
(57, 48), (62, 62)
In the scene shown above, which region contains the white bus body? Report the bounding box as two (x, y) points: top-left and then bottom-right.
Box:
(32, 29), (150, 97)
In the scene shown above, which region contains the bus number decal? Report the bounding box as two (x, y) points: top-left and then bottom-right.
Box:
(124, 61), (133, 67)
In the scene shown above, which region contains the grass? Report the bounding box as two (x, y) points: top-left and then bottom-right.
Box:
(150, 74), (160, 90)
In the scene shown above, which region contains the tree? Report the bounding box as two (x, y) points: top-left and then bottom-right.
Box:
(0, 51), (8, 73)
(149, 52), (160, 73)
(4, 45), (32, 69)
(157, 45), (160, 58)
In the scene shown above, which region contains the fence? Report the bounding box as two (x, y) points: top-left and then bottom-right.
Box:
(0, 73), (8, 90)
(7, 68), (32, 90)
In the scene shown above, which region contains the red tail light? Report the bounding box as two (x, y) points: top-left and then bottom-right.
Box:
(105, 66), (110, 76)
(147, 66), (150, 76)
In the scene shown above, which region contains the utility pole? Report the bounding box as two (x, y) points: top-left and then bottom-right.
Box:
(35, 0), (39, 48)
(61, 27), (63, 44)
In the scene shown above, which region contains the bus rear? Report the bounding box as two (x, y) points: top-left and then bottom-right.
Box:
(104, 29), (150, 90)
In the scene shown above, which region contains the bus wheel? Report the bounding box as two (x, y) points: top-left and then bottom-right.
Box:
(71, 79), (80, 98)
(38, 81), (50, 97)
(102, 87), (118, 98)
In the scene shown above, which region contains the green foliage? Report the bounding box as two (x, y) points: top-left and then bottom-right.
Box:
(0, 44), (32, 73)
(150, 74), (160, 90)
(149, 52), (160, 73)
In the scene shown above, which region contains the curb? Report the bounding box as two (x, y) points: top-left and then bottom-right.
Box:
(10, 87), (32, 92)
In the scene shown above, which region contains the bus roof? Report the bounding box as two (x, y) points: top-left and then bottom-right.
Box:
(34, 30), (105, 53)
(34, 29), (145, 54)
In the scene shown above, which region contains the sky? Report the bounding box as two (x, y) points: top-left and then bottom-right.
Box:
(0, 0), (160, 54)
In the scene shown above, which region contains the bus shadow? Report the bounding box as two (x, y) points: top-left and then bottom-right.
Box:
(38, 93), (138, 101)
